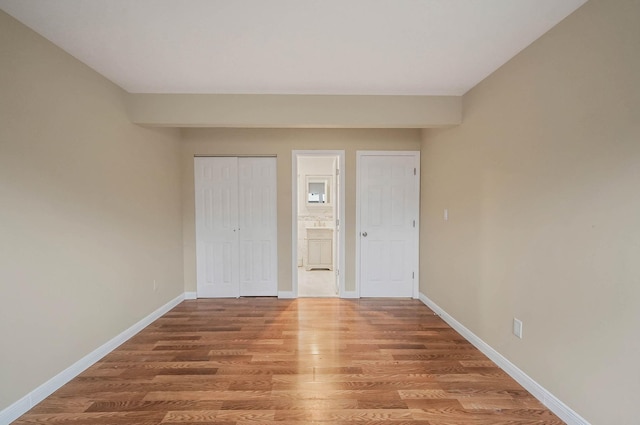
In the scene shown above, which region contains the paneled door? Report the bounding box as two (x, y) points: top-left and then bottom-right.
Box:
(195, 157), (277, 298)
(357, 152), (419, 297)
(195, 157), (239, 297)
(238, 158), (277, 296)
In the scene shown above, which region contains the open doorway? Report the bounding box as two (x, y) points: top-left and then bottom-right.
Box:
(292, 151), (345, 297)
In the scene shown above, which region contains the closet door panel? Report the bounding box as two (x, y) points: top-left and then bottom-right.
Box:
(195, 157), (240, 298)
(238, 157), (277, 296)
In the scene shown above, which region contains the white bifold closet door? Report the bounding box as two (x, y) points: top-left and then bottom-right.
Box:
(195, 157), (277, 298)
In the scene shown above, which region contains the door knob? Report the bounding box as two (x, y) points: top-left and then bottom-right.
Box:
(362, 232), (368, 237)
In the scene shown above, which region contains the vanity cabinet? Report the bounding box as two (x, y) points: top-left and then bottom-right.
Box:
(306, 228), (333, 270)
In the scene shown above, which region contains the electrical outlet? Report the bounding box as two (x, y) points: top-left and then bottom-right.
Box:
(513, 318), (523, 338)
(153, 280), (158, 292)
(444, 208), (449, 221)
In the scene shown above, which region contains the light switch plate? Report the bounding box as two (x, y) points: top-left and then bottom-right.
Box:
(513, 318), (523, 338)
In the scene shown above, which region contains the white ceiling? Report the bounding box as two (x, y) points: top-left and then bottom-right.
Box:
(0, 0), (587, 95)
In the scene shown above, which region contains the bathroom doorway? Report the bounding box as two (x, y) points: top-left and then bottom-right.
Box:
(292, 151), (345, 297)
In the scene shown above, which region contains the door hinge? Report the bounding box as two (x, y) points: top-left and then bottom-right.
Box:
(413, 220), (416, 228)
(412, 272), (415, 279)
(414, 167), (416, 175)
(336, 218), (340, 226)
(336, 168), (340, 175)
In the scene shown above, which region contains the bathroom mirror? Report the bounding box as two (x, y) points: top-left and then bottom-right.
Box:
(306, 175), (331, 206)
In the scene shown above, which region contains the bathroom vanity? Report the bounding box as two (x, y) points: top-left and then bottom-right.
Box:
(305, 227), (333, 271)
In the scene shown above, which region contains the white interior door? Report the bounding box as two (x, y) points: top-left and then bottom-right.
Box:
(195, 157), (240, 298)
(358, 152), (419, 297)
(238, 157), (277, 296)
(195, 157), (277, 298)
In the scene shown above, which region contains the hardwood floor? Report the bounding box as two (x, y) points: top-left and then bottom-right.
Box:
(14, 298), (564, 424)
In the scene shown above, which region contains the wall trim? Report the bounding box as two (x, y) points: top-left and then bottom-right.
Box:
(0, 293), (185, 425)
(418, 293), (590, 425)
(277, 291), (296, 299)
(184, 291), (197, 300)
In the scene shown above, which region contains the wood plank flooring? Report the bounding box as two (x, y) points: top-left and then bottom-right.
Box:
(13, 298), (564, 424)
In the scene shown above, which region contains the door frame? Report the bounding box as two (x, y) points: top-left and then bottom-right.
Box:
(291, 150), (345, 298)
(355, 151), (420, 298)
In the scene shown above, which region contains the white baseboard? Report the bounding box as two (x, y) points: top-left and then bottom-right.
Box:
(184, 291), (197, 300)
(418, 293), (590, 425)
(4, 293), (588, 425)
(0, 293), (185, 425)
(340, 290), (359, 299)
(0, 398), (30, 425)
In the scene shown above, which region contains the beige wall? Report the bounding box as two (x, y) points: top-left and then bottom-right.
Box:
(181, 128), (421, 294)
(420, 1), (640, 423)
(127, 93), (461, 128)
(4, 0), (636, 421)
(0, 11), (184, 410)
